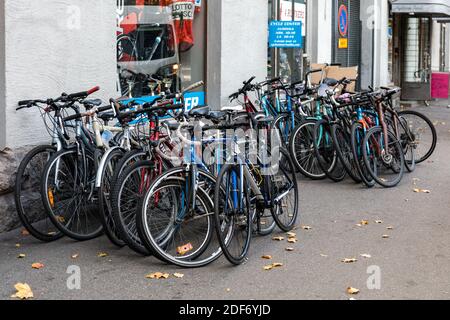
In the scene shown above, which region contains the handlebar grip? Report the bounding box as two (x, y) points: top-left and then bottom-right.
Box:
(87, 86), (100, 95)
(244, 76), (256, 86)
(18, 100), (33, 106)
(182, 81), (205, 93)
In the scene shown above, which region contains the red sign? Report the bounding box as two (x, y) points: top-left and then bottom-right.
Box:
(431, 72), (449, 99)
(338, 5), (348, 37)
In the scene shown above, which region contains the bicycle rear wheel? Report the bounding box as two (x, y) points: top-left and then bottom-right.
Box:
(351, 122), (376, 188)
(362, 127), (405, 188)
(331, 123), (362, 183)
(14, 145), (63, 242)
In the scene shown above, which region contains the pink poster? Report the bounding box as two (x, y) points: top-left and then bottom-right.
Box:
(431, 72), (449, 99)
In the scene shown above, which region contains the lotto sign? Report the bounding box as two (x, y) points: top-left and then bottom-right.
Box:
(269, 21), (303, 48)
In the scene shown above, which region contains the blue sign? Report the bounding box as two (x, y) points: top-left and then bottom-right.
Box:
(269, 21), (302, 48)
(338, 5), (348, 37)
(184, 91), (205, 111)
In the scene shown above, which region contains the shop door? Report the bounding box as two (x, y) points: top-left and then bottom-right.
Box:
(401, 16), (432, 101)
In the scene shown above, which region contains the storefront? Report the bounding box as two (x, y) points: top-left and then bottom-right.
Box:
(390, 0), (450, 101)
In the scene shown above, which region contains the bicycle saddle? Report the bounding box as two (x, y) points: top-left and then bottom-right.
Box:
(84, 99), (103, 107)
(208, 111), (227, 123)
(98, 112), (115, 123)
(222, 105), (244, 112)
(189, 106), (211, 118)
(323, 78), (339, 87)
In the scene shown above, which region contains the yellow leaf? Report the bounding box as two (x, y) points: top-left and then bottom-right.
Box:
(15, 244), (21, 248)
(177, 243), (194, 256)
(17, 254), (26, 259)
(97, 252), (108, 258)
(146, 272), (170, 280)
(360, 254), (372, 259)
(287, 238), (298, 243)
(360, 220), (369, 226)
(285, 248), (295, 252)
(21, 229), (30, 236)
(226, 288), (231, 292)
(287, 232), (297, 238)
(342, 258), (358, 263)
(71, 254), (79, 259)
(414, 188), (431, 194)
(347, 287), (360, 295)
(272, 263), (284, 268)
(320, 254), (328, 258)
(302, 225), (312, 230)
(272, 236), (285, 241)
(173, 273), (184, 279)
(263, 265), (273, 271)
(375, 220), (383, 224)
(55, 215), (66, 223)
(387, 226), (394, 230)
(382, 235), (390, 239)
(31, 263), (44, 270)
(262, 255), (272, 260)
(11, 283), (34, 300)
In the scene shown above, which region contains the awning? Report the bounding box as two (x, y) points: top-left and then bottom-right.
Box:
(391, 0), (450, 17)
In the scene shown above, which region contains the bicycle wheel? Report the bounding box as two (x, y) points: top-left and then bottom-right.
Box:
(270, 148), (299, 232)
(362, 126), (405, 188)
(98, 149), (126, 247)
(351, 122), (376, 188)
(397, 110), (437, 164)
(137, 167), (224, 268)
(331, 124), (362, 183)
(289, 119), (326, 180)
(14, 145), (63, 242)
(313, 120), (346, 182)
(397, 115), (416, 173)
(214, 164), (252, 265)
(273, 114), (302, 146)
(111, 160), (164, 256)
(41, 148), (103, 241)
(111, 149), (147, 184)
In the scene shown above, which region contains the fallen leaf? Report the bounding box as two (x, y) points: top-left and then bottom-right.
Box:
(173, 273), (185, 279)
(272, 263), (284, 268)
(287, 238), (298, 243)
(287, 232), (297, 238)
(302, 225), (312, 230)
(342, 258), (358, 263)
(414, 188), (431, 194)
(55, 215), (66, 223)
(375, 220), (383, 224)
(360, 220), (369, 226)
(320, 254), (328, 258)
(17, 254), (26, 259)
(11, 283), (33, 300)
(226, 288), (231, 292)
(347, 287), (360, 295)
(97, 252), (108, 258)
(21, 229), (30, 236)
(177, 243), (194, 256)
(360, 254), (372, 259)
(47, 232), (57, 236)
(382, 235), (390, 239)
(146, 272), (170, 280)
(71, 254), (79, 259)
(272, 236), (285, 241)
(263, 265), (273, 271)
(387, 226), (394, 230)
(31, 263), (44, 270)
(262, 255), (272, 260)
(285, 248), (295, 252)
(15, 244), (21, 248)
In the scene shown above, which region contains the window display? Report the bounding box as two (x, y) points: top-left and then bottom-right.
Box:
(117, 0), (204, 98)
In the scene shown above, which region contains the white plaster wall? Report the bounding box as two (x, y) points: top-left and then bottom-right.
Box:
(208, 0), (268, 108)
(3, 0), (117, 148)
(360, 0), (390, 88)
(431, 20), (441, 72)
(306, 0), (332, 64)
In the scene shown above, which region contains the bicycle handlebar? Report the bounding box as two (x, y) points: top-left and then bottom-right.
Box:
(67, 86), (100, 99)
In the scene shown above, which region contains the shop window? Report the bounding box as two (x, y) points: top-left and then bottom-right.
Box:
(117, 0), (205, 99)
(268, 0), (306, 83)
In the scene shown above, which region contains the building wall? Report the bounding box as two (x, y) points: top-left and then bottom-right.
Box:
(207, 0), (268, 108)
(1, 0), (118, 149)
(306, 0), (333, 64)
(0, 1), (5, 150)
